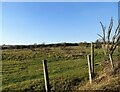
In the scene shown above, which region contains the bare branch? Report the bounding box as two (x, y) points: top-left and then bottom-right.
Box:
(100, 22), (106, 42)
(110, 19), (120, 51)
(110, 33), (120, 55)
(115, 19), (120, 37)
(97, 34), (103, 39)
(116, 35), (120, 43)
(108, 18), (113, 42)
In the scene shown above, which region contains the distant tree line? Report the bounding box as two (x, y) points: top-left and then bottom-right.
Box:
(2, 42), (119, 50)
(1, 42), (89, 50)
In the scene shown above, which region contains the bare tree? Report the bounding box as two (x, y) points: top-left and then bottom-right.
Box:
(98, 18), (120, 70)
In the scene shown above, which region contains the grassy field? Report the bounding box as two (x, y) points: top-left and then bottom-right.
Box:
(2, 46), (120, 91)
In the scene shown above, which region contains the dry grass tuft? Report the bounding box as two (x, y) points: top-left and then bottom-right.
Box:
(79, 60), (120, 91)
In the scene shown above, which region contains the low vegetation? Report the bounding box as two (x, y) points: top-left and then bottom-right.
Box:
(1, 44), (120, 91)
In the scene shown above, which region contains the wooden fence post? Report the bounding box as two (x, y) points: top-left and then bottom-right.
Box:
(42, 60), (50, 92)
(87, 55), (92, 84)
(91, 42), (94, 77)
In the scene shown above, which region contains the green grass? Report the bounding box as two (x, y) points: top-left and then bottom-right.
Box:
(2, 46), (119, 91)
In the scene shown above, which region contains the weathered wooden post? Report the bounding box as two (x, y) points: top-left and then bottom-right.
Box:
(87, 55), (92, 84)
(109, 54), (114, 71)
(42, 60), (50, 92)
(91, 42), (94, 77)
